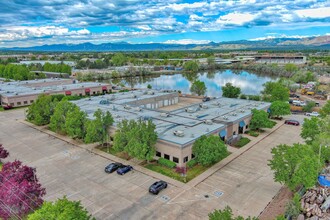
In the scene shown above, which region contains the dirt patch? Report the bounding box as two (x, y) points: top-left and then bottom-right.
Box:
(259, 186), (293, 220)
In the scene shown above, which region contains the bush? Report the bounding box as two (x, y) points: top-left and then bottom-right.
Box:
(234, 137), (251, 148)
(158, 158), (176, 168)
(240, 94), (247, 99)
(248, 95), (261, 101)
(186, 159), (197, 168)
(247, 130), (259, 137)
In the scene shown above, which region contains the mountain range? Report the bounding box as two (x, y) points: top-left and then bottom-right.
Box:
(2, 36), (329, 51)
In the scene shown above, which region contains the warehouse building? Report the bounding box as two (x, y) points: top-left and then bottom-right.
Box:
(0, 78), (111, 109)
(72, 91), (270, 167)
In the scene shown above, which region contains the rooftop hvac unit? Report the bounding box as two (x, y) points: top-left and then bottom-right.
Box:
(212, 102), (221, 106)
(173, 130), (184, 137)
(124, 105), (131, 109)
(135, 107), (142, 111)
(143, 91), (148, 95)
(110, 95), (115, 100)
(254, 103), (259, 106)
(199, 104), (208, 109)
(204, 120), (213, 125)
(240, 109), (245, 113)
(232, 112), (237, 116)
(222, 116), (229, 120)
(147, 91), (155, 95)
(160, 113), (170, 117)
(113, 114), (120, 118)
(185, 108), (195, 113)
(131, 94), (137, 98)
(15, 92), (18, 95)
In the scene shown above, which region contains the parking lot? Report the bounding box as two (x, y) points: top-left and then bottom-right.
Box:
(0, 109), (304, 219)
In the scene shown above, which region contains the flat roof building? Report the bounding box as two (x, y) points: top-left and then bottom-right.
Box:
(72, 90), (270, 167)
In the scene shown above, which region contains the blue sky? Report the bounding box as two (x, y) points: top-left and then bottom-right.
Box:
(0, 0), (329, 47)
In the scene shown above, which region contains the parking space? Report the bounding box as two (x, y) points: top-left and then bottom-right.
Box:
(0, 109), (305, 219)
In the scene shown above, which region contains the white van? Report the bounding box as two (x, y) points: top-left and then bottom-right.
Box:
(292, 100), (301, 106)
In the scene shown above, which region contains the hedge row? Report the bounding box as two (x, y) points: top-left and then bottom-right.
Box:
(158, 158), (176, 168)
(186, 159), (197, 168)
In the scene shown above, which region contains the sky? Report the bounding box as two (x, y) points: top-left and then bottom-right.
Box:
(0, 0), (329, 48)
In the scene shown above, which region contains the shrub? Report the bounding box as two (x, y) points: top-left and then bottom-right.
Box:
(186, 159), (197, 168)
(235, 137), (251, 148)
(247, 130), (259, 137)
(158, 158), (176, 168)
(240, 94), (247, 99)
(248, 95), (261, 101)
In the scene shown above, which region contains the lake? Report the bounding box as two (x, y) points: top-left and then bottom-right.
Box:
(112, 70), (275, 97)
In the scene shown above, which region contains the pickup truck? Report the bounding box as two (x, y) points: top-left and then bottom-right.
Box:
(305, 112), (320, 117)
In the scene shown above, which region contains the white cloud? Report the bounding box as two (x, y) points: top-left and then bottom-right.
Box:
(249, 34), (320, 41)
(295, 7), (330, 19)
(216, 12), (257, 25)
(163, 39), (211, 44)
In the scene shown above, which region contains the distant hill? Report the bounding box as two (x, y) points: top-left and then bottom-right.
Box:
(2, 36), (329, 51)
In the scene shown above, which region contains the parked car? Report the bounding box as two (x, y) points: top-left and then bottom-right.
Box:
(116, 165), (133, 175)
(284, 119), (300, 126)
(202, 96), (210, 102)
(104, 162), (124, 173)
(149, 180), (168, 195)
(305, 112), (320, 117)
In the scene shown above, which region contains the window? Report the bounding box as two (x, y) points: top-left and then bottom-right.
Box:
(183, 156), (188, 163)
(191, 154), (195, 159)
(23, 101), (28, 104)
(30, 100), (34, 103)
(156, 151), (161, 157)
(93, 91), (96, 95)
(10, 103), (14, 106)
(79, 93), (82, 96)
(246, 125), (249, 129)
(233, 131), (236, 135)
(164, 154), (170, 160)
(173, 157), (179, 163)
(17, 102), (21, 105)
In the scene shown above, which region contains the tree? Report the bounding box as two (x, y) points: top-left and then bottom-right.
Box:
(284, 63), (298, 73)
(190, 80), (207, 96)
(319, 100), (330, 118)
(209, 206), (258, 220)
(111, 53), (127, 66)
(49, 100), (76, 133)
(147, 84), (152, 89)
(0, 160), (46, 219)
(0, 144), (9, 163)
(65, 106), (87, 139)
(192, 135), (228, 166)
(27, 196), (94, 220)
(262, 82), (289, 102)
(269, 101), (291, 119)
(302, 101), (315, 112)
(207, 56), (215, 69)
(301, 117), (320, 145)
(113, 119), (157, 161)
(284, 193), (302, 219)
(26, 94), (58, 125)
(249, 109), (274, 131)
(268, 144), (321, 190)
(222, 82), (241, 98)
(84, 109), (114, 145)
(183, 60), (199, 72)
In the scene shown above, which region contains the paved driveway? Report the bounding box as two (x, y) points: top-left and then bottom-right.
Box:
(0, 109), (304, 219)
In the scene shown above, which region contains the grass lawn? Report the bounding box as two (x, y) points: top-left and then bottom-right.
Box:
(144, 163), (209, 183)
(234, 137), (251, 148)
(98, 146), (132, 160)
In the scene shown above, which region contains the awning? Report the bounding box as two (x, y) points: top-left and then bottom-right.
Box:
(102, 86), (107, 90)
(65, 91), (71, 95)
(239, 121), (246, 127)
(85, 88), (90, 93)
(219, 130), (227, 137)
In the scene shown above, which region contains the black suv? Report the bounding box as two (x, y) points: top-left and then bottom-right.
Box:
(104, 162), (124, 173)
(202, 97), (210, 102)
(149, 181), (168, 195)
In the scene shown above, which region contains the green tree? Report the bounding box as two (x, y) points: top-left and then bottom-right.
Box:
(183, 60), (199, 72)
(284, 63), (298, 73)
(222, 82), (241, 98)
(301, 117), (320, 145)
(268, 143), (321, 190)
(284, 193), (302, 219)
(26, 94), (58, 125)
(147, 84), (152, 89)
(49, 100), (76, 133)
(190, 80), (207, 96)
(209, 206), (258, 220)
(269, 101), (291, 119)
(319, 100), (330, 118)
(113, 119), (157, 161)
(65, 106), (87, 139)
(192, 135), (228, 166)
(262, 82), (289, 102)
(111, 53), (127, 66)
(84, 109), (114, 145)
(207, 56), (215, 69)
(27, 196), (94, 220)
(249, 109), (274, 131)
(302, 101), (315, 113)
